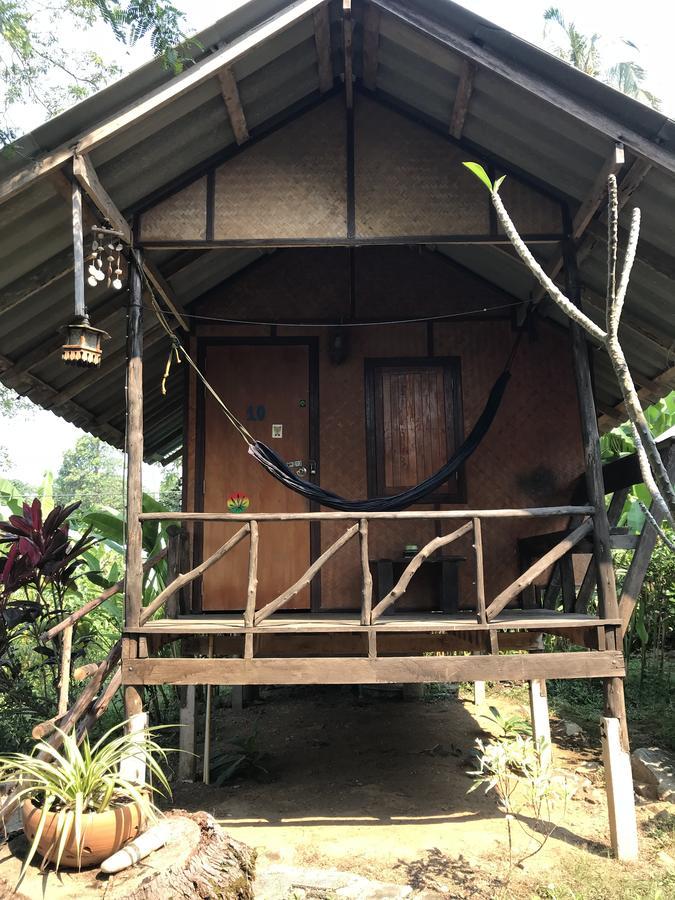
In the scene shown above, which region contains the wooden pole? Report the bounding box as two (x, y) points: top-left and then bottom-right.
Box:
(178, 686), (197, 782)
(473, 518), (485, 624)
(564, 237), (619, 626)
(71, 180), (85, 319)
(359, 519), (373, 625)
(203, 636), (214, 785)
(124, 249), (145, 723)
(166, 525), (182, 619)
(57, 625), (73, 717)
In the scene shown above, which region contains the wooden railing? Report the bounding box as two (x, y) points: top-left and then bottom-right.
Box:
(138, 506), (598, 626)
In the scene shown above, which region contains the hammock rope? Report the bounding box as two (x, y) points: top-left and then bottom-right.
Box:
(140, 252), (526, 512)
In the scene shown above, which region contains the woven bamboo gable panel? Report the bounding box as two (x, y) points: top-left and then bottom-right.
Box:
(354, 96), (562, 239)
(139, 176), (207, 242)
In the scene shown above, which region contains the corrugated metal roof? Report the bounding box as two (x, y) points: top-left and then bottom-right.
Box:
(0, 0), (674, 461)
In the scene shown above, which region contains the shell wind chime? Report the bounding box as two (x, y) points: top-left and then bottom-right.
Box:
(88, 227), (126, 291)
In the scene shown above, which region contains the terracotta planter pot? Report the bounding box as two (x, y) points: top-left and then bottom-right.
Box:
(22, 798), (146, 869)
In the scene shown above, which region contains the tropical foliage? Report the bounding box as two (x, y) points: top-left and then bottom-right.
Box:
(543, 7), (661, 108)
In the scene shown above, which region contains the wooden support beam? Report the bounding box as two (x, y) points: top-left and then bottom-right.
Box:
(449, 58), (476, 139)
(245, 521), (259, 628)
(473, 517), (486, 624)
(140, 506), (595, 522)
(361, 4), (381, 91)
(370, 0), (675, 177)
(565, 237), (620, 628)
(73, 152), (132, 244)
(143, 260), (189, 332)
(178, 685), (197, 781)
(122, 651), (626, 685)
(602, 716), (639, 860)
(312, 4), (333, 93)
(0, 0), (328, 206)
(486, 521), (593, 620)
(598, 365), (675, 433)
(217, 67), (249, 145)
(124, 251), (145, 723)
(71, 180), (86, 319)
(342, 0), (353, 109)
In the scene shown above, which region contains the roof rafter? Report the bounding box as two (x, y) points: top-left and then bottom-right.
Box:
(217, 67), (250, 145)
(449, 58), (476, 140)
(0, 0), (328, 207)
(361, 4), (381, 91)
(342, 0), (353, 109)
(312, 4), (333, 93)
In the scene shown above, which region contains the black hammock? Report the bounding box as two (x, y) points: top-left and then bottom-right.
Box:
(248, 368), (511, 513)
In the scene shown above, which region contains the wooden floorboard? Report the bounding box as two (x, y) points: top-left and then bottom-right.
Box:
(122, 651), (625, 685)
(126, 609), (621, 635)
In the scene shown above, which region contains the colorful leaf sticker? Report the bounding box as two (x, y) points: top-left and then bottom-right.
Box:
(227, 493), (250, 514)
(462, 162), (493, 191)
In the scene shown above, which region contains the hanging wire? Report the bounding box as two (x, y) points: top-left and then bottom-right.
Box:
(143, 299), (524, 329)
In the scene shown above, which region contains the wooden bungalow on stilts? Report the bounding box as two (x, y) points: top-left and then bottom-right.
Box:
(2, 0), (675, 863)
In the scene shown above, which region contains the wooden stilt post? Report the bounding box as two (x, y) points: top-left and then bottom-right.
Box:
(564, 232), (636, 859)
(473, 652), (485, 706)
(602, 677), (638, 860)
(124, 250), (145, 725)
(178, 685), (197, 782)
(528, 679), (551, 767)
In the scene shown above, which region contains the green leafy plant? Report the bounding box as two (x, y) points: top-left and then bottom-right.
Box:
(481, 705), (532, 740)
(0, 719), (173, 880)
(210, 729), (269, 785)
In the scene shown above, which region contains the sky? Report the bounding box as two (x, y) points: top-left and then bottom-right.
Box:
(3, 0), (674, 486)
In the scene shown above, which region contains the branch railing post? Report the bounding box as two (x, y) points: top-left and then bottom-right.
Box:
(244, 521), (259, 658)
(359, 518), (373, 625)
(57, 624), (73, 717)
(166, 525), (182, 619)
(473, 518), (486, 625)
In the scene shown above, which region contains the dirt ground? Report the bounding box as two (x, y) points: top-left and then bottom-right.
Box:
(171, 684), (675, 898)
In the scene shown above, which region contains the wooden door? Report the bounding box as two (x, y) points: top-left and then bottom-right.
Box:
(200, 342), (313, 611)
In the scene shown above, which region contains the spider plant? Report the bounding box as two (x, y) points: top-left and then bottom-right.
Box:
(0, 719), (173, 880)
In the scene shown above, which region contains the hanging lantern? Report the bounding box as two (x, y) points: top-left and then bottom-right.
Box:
(61, 315), (110, 367)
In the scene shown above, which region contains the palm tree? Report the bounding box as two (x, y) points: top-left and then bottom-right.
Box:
(543, 7), (660, 109)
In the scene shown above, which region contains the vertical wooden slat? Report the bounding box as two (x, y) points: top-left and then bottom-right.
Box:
(359, 518), (372, 625)
(473, 518), (486, 624)
(57, 625), (73, 717)
(124, 250), (145, 721)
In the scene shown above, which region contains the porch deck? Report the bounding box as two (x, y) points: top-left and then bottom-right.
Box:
(128, 608), (619, 634)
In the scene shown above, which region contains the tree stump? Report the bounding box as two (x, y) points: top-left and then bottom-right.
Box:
(0, 810), (255, 900)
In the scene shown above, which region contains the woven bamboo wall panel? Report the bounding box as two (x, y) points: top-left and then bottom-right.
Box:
(213, 97), (347, 240)
(355, 96), (489, 238)
(497, 178), (562, 235)
(140, 176), (207, 242)
(188, 248), (584, 611)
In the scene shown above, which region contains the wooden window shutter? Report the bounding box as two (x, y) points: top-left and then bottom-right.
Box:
(365, 357), (464, 502)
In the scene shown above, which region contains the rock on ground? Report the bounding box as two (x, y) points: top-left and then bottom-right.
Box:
(254, 865), (414, 899)
(631, 748), (675, 803)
